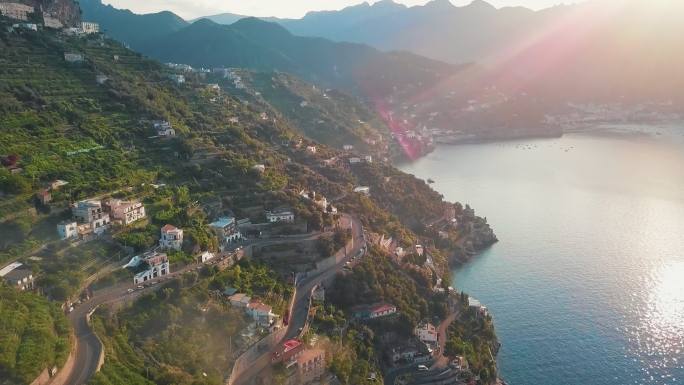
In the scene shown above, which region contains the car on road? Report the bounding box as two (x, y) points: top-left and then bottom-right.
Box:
(127, 288), (134, 293)
(136, 285), (144, 290)
(417, 365), (429, 372)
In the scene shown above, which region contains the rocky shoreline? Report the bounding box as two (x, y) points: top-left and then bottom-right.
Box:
(450, 204), (498, 265)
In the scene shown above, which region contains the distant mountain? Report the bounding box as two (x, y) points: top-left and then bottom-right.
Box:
(264, 0), (684, 103)
(270, 0), (549, 65)
(188, 12), (255, 25)
(78, 0), (188, 49)
(139, 17), (459, 98)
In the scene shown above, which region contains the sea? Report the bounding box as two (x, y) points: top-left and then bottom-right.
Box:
(400, 125), (684, 385)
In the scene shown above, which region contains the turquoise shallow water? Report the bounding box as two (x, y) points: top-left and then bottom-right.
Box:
(400, 131), (684, 385)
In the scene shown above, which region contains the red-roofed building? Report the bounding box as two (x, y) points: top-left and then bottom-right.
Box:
(160, 224), (183, 250)
(247, 300), (277, 327)
(272, 339), (304, 366)
(352, 303), (397, 320)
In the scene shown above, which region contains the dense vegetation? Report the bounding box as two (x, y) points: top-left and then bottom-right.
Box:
(0, 285), (70, 385)
(444, 293), (499, 383)
(0, 17), (499, 385)
(90, 262), (292, 385)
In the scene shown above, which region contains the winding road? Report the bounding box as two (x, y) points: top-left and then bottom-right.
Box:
(60, 214), (363, 385)
(231, 214), (364, 385)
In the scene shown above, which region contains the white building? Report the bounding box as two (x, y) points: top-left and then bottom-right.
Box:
(306, 146), (317, 154)
(13, 22), (37, 31)
(160, 224), (183, 250)
(107, 199), (146, 225)
(343, 144), (354, 151)
(247, 301), (277, 327)
(349, 157), (361, 164)
(199, 251), (215, 263)
(353, 186), (370, 195)
(80, 21), (100, 34)
(252, 164), (266, 173)
(130, 252), (170, 284)
(153, 120), (175, 137)
(266, 208), (295, 223)
(209, 216), (242, 245)
(363, 155), (373, 163)
(64, 53), (84, 63)
(414, 322), (438, 344)
(0, 3), (34, 21)
(57, 221), (78, 240)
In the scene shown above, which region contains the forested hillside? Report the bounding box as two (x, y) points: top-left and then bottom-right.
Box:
(0, 18), (498, 384)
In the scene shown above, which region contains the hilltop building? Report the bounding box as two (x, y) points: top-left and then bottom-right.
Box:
(0, 2), (33, 21)
(80, 21), (99, 34)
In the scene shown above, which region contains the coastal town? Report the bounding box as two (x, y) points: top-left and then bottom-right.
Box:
(0, 3), (500, 385)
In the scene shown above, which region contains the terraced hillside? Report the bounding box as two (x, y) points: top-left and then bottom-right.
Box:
(0, 21), (498, 385)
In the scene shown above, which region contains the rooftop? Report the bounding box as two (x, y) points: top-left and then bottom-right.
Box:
(210, 216), (236, 228)
(283, 339), (302, 353)
(0, 262), (24, 277)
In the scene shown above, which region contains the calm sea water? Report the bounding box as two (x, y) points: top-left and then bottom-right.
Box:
(400, 128), (684, 385)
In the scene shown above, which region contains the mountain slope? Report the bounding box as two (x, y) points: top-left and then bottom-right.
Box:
(78, 0), (188, 49)
(140, 17), (457, 98)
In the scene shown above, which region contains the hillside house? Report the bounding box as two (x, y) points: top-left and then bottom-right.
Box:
(343, 144), (354, 151)
(349, 157), (361, 164)
(199, 251), (215, 263)
(57, 221), (78, 240)
(247, 301), (277, 327)
(13, 22), (37, 31)
(209, 216), (242, 246)
(0, 263), (34, 291)
(299, 190), (328, 212)
(468, 297), (489, 318)
(414, 322), (438, 344)
(266, 208), (295, 223)
(80, 21), (99, 34)
(0, 3), (33, 21)
(353, 186), (370, 195)
(107, 199), (146, 225)
(153, 120), (175, 137)
(252, 164), (266, 173)
(364, 155), (373, 163)
(130, 251), (170, 284)
(352, 303), (397, 320)
(229, 293), (251, 308)
(71, 200), (110, 235)
(64, 53), (84, 63)
(160, 224), (183, 250)
(306, 145), (317, 154)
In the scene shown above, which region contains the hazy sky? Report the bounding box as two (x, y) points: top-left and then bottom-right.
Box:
(103, 0), (581, 19)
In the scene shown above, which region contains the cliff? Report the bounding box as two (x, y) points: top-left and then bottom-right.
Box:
(1, 0), (81, 26)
